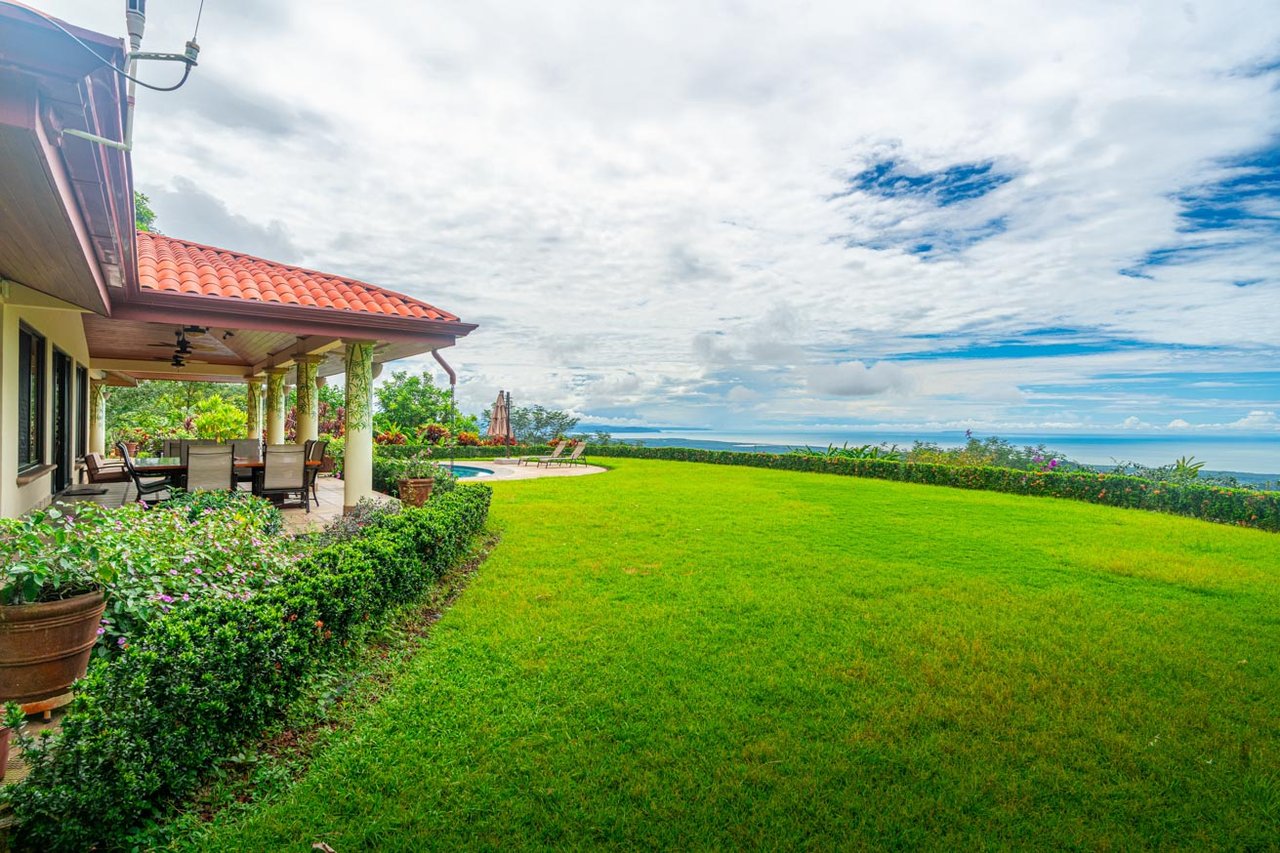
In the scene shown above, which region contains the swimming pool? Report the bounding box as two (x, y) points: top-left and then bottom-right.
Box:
(442, 464), (494, 479)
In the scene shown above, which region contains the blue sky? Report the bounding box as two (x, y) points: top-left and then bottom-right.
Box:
(44, 0), (1280, 438)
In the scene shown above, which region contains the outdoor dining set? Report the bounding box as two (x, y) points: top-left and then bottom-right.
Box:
(83, 439), (329, 512)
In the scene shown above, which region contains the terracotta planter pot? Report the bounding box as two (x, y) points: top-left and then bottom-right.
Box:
(398, 477), (434, 507)
(0, 591), (106, 708)
(123, 441), (139, 457)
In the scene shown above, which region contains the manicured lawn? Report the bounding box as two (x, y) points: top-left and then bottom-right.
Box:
(195, 459), (1280, 849)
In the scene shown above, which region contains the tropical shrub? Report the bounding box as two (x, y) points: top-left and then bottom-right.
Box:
(191, 395), (248, 442)
(374, 428), (409, 445)
(89, 494), (292, 653)
(311, 496), (401, 547)
(455, 430), (481, 446)
(0, 506), (114, 605)
(1, 495), (289, 654)
(905, 434), (1079, 471)
(418, 422), (450, 444)
(792, 442), (903, 462)
(3, 485), (492, 852)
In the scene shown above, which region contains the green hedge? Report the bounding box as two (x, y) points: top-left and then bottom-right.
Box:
(6, 485), (492, 852)
(369, 442), (1279, 531)
(374, 444), (546, 460)
(578, 446), (1279, 532)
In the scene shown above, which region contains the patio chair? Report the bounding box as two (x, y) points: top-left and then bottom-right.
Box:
(115, 442), (174, 504)
(260, 445), (308, 512)
(185, 445), (235, 492)
(84, 452), (129, 486)
(304, 438), (329, 507)
(231, 439), (262, 487)
(520, 440), (566, 466)
(541, 442), (586, 467)
(179, 439), (217, 466)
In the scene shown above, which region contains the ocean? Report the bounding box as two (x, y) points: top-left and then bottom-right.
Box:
(603, 429), (1280, 482)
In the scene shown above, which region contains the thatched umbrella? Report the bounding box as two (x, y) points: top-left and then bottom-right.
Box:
(487, 390), (515, 444)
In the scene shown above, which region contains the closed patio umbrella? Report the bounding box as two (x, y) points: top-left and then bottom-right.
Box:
(487, 390), (515, 444)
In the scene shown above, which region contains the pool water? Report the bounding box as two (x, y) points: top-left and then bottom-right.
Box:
(443, 464), (493, 479)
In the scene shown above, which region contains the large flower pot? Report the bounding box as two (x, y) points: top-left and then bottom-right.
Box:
(0, 591), (106, 710)
(398, 477), (434, 507)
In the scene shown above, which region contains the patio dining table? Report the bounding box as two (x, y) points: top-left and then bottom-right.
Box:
(132, 456), (321, 496)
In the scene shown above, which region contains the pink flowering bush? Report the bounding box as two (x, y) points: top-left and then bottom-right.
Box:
(28, 495), (296, 654)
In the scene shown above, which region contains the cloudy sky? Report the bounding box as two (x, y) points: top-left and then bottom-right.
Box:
(45, 0), (1280, 437)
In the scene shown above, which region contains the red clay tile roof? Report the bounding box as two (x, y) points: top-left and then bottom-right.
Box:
(135, 231), (460, 322)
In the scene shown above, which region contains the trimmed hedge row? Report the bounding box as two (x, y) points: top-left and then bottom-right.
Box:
(370, 442), (1279, 531)
(6, 485), (492, 852)
(374, 444), (548, 460)
(581, 445), (1279, 531)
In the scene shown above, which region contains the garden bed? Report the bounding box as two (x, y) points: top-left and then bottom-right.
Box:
(1, 486), (491, 852)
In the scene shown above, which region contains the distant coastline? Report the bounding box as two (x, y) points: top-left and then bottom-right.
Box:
(597, 430), (1280, 484)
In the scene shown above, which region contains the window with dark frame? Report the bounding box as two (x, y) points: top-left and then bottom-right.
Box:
(18, 325), (46, 472)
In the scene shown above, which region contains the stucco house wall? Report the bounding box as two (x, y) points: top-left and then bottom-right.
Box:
(0, 279), (92, 517)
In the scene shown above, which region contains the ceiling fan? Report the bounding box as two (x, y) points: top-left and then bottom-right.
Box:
(145, 329), (218, 352)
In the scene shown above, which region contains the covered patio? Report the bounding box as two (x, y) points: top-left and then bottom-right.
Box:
(83, 231), (477, 513)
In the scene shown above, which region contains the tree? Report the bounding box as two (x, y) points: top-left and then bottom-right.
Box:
(134, 191), (158, 233)
(507, 405), (579, 444)
(192, 395), (247, 442)
(373, 370), (458, 433)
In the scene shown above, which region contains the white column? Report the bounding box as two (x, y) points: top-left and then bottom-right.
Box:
(343, 340), (375, 513)
(245, 376), (264, 440)
(88, 378), (108, 456)
(265, 367), (288, 445)
(294, 355), (322, 445)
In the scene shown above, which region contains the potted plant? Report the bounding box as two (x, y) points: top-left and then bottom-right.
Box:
(0, 507), (112, 712)
(113, 425), (153, 457)
(396, 451), (436, 507)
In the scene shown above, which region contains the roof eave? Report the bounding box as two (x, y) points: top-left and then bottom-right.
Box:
(112, 291), (478, 346)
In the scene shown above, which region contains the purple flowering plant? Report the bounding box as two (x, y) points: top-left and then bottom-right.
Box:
(2, 494), (298, 655)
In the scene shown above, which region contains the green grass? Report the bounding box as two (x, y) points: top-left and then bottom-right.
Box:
(192, 459), (1280, 850)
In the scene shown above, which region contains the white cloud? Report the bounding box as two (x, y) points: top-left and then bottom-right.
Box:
(39, 0), (1280, 434)
(807, 361), (909, 397)
(1168, 418), (1192, 429)
(1227, 410), (1279, 430)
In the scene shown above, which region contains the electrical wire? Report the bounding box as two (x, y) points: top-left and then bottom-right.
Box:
(192, 0), (206, 42)
(0, 0), (199, 92)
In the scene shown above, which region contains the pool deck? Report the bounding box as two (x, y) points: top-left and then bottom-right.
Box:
(448, 459), (606, 482)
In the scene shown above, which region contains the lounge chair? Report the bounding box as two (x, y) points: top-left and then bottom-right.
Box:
(540, 442), (586, 467)
(84, 452), (129, 487)
(520, 440), (566, 466)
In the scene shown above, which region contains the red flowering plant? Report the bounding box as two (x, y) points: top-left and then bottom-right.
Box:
(374, 428), (409, 446)
(417, 423), (451, 445)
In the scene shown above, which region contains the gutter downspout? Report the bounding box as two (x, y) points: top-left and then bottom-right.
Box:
(432, 349), (458, 473)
